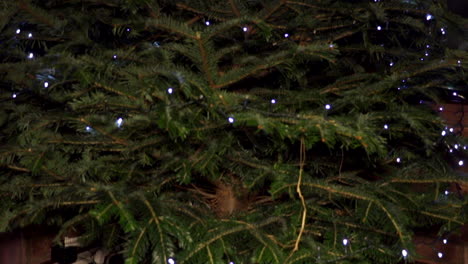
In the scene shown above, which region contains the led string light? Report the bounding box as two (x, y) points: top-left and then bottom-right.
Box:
(115, 117), (123, 128)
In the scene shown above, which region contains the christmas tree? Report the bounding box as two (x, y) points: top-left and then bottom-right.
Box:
(1, 0), (467, 263)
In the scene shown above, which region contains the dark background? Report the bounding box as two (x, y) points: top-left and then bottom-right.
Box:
(448, 0), (468, 17)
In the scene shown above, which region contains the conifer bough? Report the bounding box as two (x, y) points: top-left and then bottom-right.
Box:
(0, 0), (467, 263)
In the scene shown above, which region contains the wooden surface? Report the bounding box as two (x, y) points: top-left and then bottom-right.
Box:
(0, 227), (54, 264)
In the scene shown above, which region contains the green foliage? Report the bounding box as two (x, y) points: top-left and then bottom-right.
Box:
(1, 0), (467, 263)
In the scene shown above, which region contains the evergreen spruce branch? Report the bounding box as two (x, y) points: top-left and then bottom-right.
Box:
(6, 163), (64, 181)
(46, 140), (119, 145)
(41, 165), (66, 181)
(17, 0), (59, 29)
(180, 217), (283, 263)
(285, 1), (335, 11)
(297, 43), (339, 63)
(286, 244), (379, 264)
(145, 15), (196, 39)
(286, 4), (314, 15)
(228, 0), (241, 17)
(6, 165), (31, 173)
(383, 188), (419, 209)
(226, 155), (274, 172)
(373, 201), (408, 244)
(206, 245), (215, 264)
(174, 3), (244, 23)
(203, 17), (258, 40)
(213, 53), (292, 89)
(363, 201), (373, 224)
(385, 178), (467, 185)
(0, 2), (18, 33)
(329, 29), (363, 43)
(375, 188), (403, 204)
(195, 35), (216, 87)
(212, 45), (242, 63)
(18, 183), (72, 188)
(175, 3), (221, 20)
(261, 0), (286, 20)
(91, 203), (115, 223)
(128, 221), (150, 264)
(140, 196), (168, 262)
(106, 190), (136, 232)
(414, 210), (464, 225)
(272, 182), (408, 243)
(93, 82), (138, 101)
(164, 200), (206, 228)
(71, 102), (141, 111)
(57, 200), (100, 206)
(404, 60), (460, 78)
(77, 117), (128, 146)
(314, 23), (356, 34)
(126, 138), (164, 152)
(5, 198), (101, 230)
(226, 219), (284, 263)
(129, 65), (211, 99)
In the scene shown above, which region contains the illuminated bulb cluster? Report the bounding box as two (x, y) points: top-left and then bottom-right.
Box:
(16, 28), (21, 34)
(402, 249), (408, 258)
(342, 238), (349, 246)
(441, 28), (446, 35)
(167, 258), (175, 264)
(116, 117), (123, 127)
